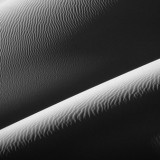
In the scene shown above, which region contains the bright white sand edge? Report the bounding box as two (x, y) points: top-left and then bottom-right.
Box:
(0, 59), (160, 154)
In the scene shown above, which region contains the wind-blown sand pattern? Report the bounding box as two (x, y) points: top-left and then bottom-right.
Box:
(1, 0), (160, 132)
(0, 59), (160, 155)
(0, 0), (117, 86)
(0, 0), (118, 124)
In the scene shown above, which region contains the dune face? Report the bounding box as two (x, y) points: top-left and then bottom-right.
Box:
(0, 0), (118, 128)
(1, 0), (160, 159)
(0, 60), (160, 158)
(1, 0), (160, 130)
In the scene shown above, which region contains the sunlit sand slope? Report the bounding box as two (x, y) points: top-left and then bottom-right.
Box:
(0, 59), (159, 155)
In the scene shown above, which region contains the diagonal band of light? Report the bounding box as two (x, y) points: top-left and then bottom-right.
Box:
(0, 59), (160, 154)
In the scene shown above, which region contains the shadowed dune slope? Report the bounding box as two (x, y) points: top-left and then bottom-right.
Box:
(1, 0), (118, 128)
(0, 59), (160, 159)
(1, 0), (160, 129)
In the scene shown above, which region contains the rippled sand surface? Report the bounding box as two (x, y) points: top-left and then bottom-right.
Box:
(0, 60), (160, 157)
(1, 0), (160, 159)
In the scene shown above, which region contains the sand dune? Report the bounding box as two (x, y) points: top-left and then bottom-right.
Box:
(1, 0), (119, 128)
(0, 59), (160, 156)
(1, 0), (160, 158)
(1, 0), (160, 129)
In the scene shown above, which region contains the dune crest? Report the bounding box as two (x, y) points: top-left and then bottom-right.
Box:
(0, 59), (160, 154)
